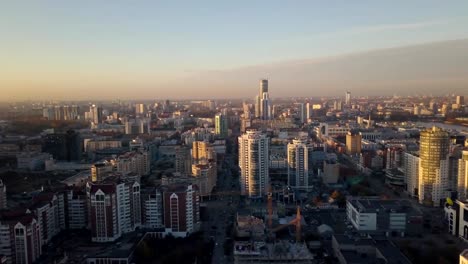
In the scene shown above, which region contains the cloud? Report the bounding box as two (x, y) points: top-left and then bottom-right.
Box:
(346, 20), (450, 35)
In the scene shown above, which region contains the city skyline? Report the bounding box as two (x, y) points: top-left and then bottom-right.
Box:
(2, 1), (468, 101)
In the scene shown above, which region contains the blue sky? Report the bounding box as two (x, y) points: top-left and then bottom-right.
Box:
(1, 1), (468, 99)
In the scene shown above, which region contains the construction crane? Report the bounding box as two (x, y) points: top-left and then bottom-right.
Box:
(268, 206), (302, 242)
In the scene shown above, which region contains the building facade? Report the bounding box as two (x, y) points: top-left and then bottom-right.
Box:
(163, 184), (200, 237)
(238, 131), (269, 198)
(419, 127), (450, 206)
(287, 138), (312, 190)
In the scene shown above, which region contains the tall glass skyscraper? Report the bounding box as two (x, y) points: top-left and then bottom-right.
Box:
(419, 126), (450, 206)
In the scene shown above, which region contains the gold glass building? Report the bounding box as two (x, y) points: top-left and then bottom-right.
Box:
(418, 126), (450, 206)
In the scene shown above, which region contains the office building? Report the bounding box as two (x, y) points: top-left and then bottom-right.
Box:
(287, 138), (312, 190)
(215, 113), (228, 138)
(332, 235), (411, 264)
(346, 197), (411, 235)
(419, 126), (450, 206)
(457, 95), (465, 106)
(238, 130), (269, 198)
(255, 79), (269, 118)
(163, 184), (200, 237)
(346, 131), (362, 155)
(42, 130), (82, 161)
(260, 92), (271, 120)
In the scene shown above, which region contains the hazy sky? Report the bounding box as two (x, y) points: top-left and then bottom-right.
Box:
(1, 1), (468, 100)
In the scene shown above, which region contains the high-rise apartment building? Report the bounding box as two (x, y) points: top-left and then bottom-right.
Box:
(238, 130), (269, 198)
(175, 146), (192, 175)
(287, 138), (312, 190)
(419, 127), (450, 206)
(141, 187), (163, 229)
(458, 150), (468, 201)
(87, 183), (120, 242)
(135, 103), (145, 115)
(298, 103), (307, 123)
(87, 178), (141, 242)
(192, 163), (217, 196)
(0, 210), (42, 264)
(163, 184), (200, 237)
(346, 131), (362, 155)
(215, 113), (228, 138)
(192, 141), (216, 165)
(306, 102), (312, 122)
(404, 152), (420, 198)
(345, 91), (351, 106)
(89, 104), (102, 124)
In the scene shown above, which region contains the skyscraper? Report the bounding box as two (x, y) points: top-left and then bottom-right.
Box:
(287, 138), (312, 190)
(345, 91), (351, 106)
(260, 92), (271, 120)
(456, 95), (464, 105)
(255, 79), (269, 118)
(418, 126), (450, 206)
(306, 102), (312, 122)
(238, 130), (269, 198)
(215, 113), (228, 138)
(89, 104), (102, 124)
(135, 103), (145, 115)
(298, 103), (307, 123)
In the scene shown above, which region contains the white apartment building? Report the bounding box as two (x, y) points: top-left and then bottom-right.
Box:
(458, 150), (468, 201)
(287, 138), (312, 190)
(141, 187), (163, 229)
(404, 152), (420, 198)
(238, 130), (269, 198)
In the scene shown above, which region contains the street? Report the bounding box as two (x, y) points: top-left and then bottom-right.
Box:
(202, 153), (240, 264)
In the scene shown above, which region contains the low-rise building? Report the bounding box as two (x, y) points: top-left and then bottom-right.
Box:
(346, 197), (414, 236)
